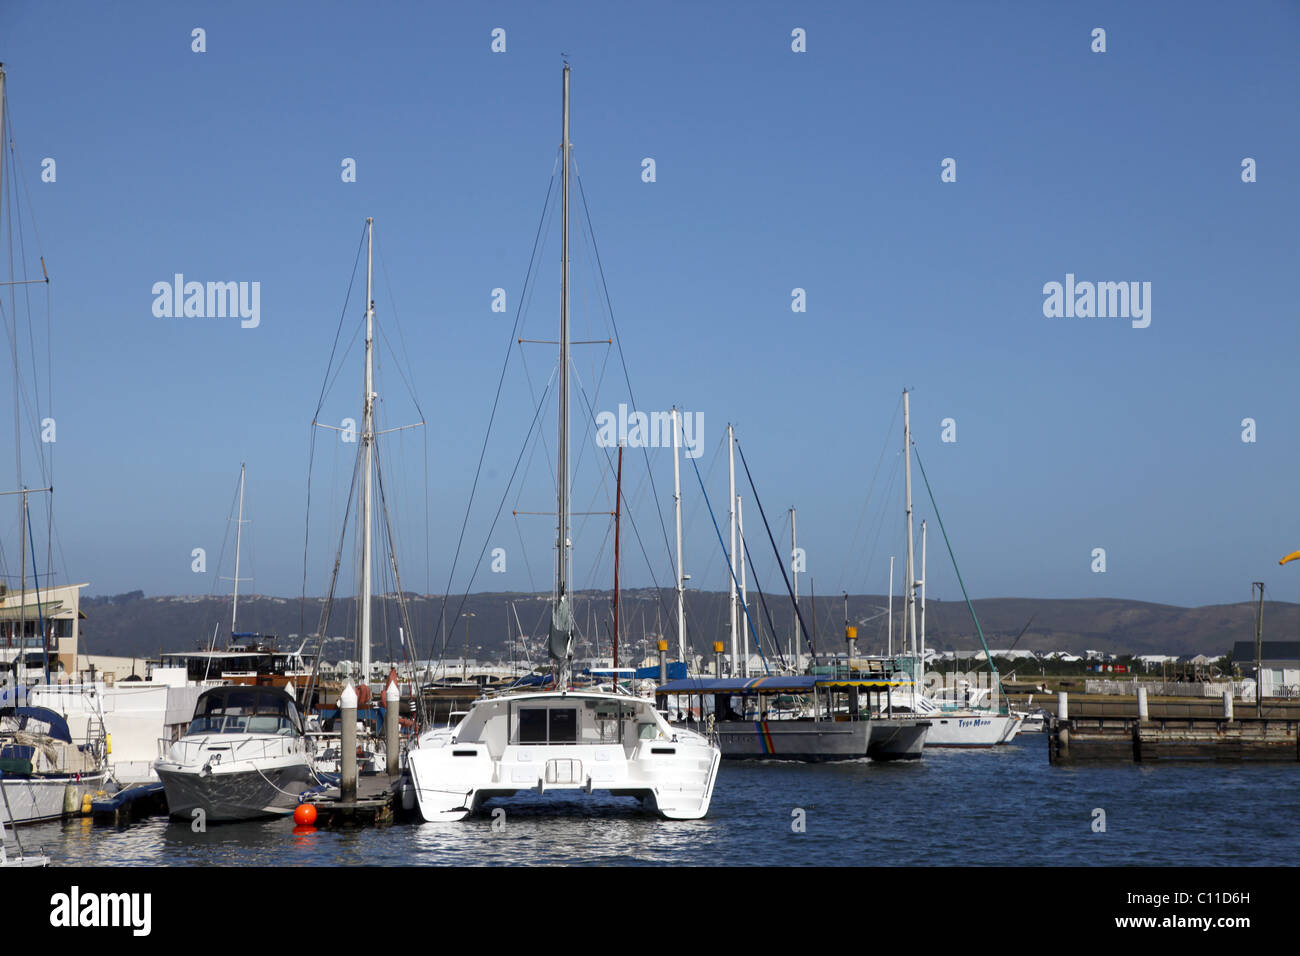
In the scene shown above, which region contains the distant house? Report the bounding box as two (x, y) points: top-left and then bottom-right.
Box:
(1135, 654), (1180, 671)
(1044, 652), (1082, 663)
(982, 649), (1039, 661)
(1229, 641), (1300, 698)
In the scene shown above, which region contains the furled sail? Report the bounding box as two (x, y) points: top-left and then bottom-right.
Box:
(548, 592), (574, 661)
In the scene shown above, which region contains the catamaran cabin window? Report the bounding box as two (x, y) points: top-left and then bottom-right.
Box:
(515, 706), (579, 744)
(549, 708), (577, 743)
(518, 708), (548, 743)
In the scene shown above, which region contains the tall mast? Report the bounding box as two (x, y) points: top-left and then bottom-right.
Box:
(360, 217), (375, 685)
(1, 65), (19, 657)
(738, 495), (748, 678)
(791, 506), (800, 665)
(672, 407), (685, 662)
(920, 519), (927, 667)
(613, 444), (623, 674)
(548, 63), (575, 679)
(903, 390), (917, 663)
(887, 555), (895, 657)
(231, 462), (246, 635)
(727, 424), (737, 674)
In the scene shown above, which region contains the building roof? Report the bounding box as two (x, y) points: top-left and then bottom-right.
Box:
(1230, 641), (1300, 663)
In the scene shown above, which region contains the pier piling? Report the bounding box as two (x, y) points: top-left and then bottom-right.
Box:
(340, 682), (358, 804)
(385, 679), (399, 776)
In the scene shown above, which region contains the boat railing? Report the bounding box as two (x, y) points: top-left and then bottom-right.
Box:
(159, 734), (306, 763)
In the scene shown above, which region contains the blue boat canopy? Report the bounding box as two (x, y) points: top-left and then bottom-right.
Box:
(655, 675), (913, 695)
(0, 705), (73, 743)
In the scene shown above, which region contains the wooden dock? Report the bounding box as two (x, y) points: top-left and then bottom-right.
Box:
(301, 772), (406, 827)
(1046, 693), (1300, 763)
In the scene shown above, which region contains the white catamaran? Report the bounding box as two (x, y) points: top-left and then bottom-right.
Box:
(407, 64), (721, 822)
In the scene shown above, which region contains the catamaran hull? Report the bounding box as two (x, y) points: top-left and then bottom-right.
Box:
(710, 718), (929, 761)
(0, 771), (110, 827)
(407, 743), (720, 822)
(156, 760), (314, 822)
(867, 719), (929, 760)
(713, 719), (872, 761)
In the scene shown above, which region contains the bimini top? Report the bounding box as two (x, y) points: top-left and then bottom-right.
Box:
(0, 706), (73, 743)
(655, 675), (913, 695)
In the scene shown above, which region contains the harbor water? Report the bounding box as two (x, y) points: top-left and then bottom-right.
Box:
(17, 735), (1298, 866)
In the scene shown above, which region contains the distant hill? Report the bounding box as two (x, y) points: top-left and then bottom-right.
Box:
(77, 589), (1299, 662)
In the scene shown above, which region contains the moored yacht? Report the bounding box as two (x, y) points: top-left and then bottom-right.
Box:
(407, 688), (720, 821)
(408, 63), (721, 822)
(0, 701), (110, 826)
(154, 684), (314, 822)
(657, 674), (929, 761)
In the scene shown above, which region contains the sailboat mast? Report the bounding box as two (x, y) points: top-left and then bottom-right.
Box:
(672, 407), (685, 662)
(738, 495), (748, 678)
(360, 216), (375, 685)
(232, 462), (245, 635)
(887, 555), (895, 657)
(613, 444), (622, 674)
(903, 390), (917, 662)
(547, 63), (575, 681)
(727, 425), (738, 675)
(920, 519), (927, 666)
(1, 65), (21, 660)
(791, 506), (800, 665)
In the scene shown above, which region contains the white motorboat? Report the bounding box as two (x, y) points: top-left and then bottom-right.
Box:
(407, 689), (719, 821)
(154, 685), (315, 822)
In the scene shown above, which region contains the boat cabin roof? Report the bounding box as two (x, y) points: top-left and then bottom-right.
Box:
(655, 675), (913, 695)
(0, 705), (73, 743)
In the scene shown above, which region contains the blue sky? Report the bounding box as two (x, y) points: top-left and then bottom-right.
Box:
(1, 0), (1297, 611)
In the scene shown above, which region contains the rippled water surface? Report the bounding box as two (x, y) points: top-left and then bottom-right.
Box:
(15, 736), (1298, 866)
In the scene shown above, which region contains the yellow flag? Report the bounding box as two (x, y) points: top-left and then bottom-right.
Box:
(1280, 551), (1300, 566)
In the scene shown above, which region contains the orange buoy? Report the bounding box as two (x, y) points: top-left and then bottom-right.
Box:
(294, 803), (317, 826)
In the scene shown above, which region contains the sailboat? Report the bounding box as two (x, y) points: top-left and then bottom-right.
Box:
(406, 64), (721, 822)
(0, 63), (113, 824)
(864, 391), (1021, 747)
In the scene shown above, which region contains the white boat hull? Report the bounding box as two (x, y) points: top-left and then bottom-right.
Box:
(922, 713), (1022, 747)
(407, 691), (721, 822)
(0, 771), (110, 826)
(155, 755), (314, 822)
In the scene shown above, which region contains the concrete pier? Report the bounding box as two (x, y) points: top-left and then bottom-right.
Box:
(1048, 690), (1299, 763)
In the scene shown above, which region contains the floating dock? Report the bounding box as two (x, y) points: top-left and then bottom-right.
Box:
(91, 782), (169, 825)
(300, 771), (406, 827)
(1047, 691), (1300, 763)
